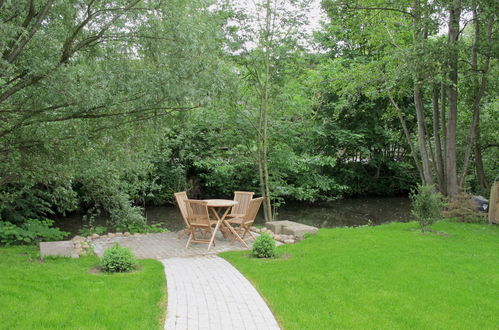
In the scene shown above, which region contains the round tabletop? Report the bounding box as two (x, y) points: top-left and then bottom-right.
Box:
(204, 199), (238, 208)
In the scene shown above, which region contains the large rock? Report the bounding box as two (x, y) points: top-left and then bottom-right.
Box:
(265, 220), (318, 240)
(40, 241), (79, 258)
(265, 220), (296, 234)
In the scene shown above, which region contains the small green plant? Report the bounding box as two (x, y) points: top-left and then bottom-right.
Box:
(0, 219), (69, 245)
(410, 185), (445, 233)
(100, 243), (137, 273)
(115, 222), (168, 234)
(252, 233), (276, 258)
(78, 225), (108, 237)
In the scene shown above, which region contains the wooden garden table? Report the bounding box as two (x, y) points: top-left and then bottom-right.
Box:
(204, 199), (249, 251)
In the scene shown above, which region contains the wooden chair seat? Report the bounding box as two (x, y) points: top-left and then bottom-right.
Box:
(226, 213), (244, 218)
(226, 217), (247, 225)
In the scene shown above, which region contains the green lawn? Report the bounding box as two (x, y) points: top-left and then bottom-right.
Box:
(0, 246), (166, 329)
(222, 221), (499, 329)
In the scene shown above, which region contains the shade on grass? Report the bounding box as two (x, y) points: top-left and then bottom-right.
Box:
(221, 221), (499, 329)
(0, 246), (165, 329)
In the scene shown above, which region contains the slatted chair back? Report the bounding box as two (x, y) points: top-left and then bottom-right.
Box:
(174, 191), (189, 227)
(230, 191), (255, 216)
(242, 197), (263, 224)
(185, 200), (211, 227)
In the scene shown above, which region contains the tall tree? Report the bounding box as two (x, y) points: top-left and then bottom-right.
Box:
(224, 0), (311, 221)
(322, 0), (498, 198)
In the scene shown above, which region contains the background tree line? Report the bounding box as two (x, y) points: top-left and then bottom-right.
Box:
(0, 0), (496, 230)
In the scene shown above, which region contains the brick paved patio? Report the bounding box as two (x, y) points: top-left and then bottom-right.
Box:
(91, 231), (256, 259)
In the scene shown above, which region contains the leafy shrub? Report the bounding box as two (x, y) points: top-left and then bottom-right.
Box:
(444, 193), (487, 223)
(410, 185), (446, 233)
(78, 225), (108, 237)
(252, 234), (276, 258)
(115, 222), (167, 234)
(100, 243), (137, 273)
(0, 219), (69, 245)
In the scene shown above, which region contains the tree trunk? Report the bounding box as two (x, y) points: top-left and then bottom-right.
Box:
(387, 94), (424, 182)
(445, 2), (461, 198)
(475, 128), (488, 191)
(259, 0), (273, 222)
(414, 84), (434, 186)
(459, 12), (492, 187)
(411, 1), (434, 186)
(432, 84), (445, 192)
(440, 82), (447, 195)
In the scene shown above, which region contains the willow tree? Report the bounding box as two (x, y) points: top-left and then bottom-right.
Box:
(0, 0), (226, 223)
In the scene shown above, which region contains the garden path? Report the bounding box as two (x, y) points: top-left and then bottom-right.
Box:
(91, 232), (281, 330)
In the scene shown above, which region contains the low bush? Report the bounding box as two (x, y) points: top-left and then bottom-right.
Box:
(115, 222), (167, 234)
(78, 225), (108, 237)
(410, 185), (446, 233)
(0, 219), (69, 245)
(100, 243), (137, 273)
(252, 234), (276, 258)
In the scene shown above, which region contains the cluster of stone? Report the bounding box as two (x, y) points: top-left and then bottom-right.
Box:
(251, 220), (319, 246)
(70, 232), (134, 257)
(250, 226), (296, 244)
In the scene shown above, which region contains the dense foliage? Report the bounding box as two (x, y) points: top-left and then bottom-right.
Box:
(0, 219), (68, 245)
(0, 0), (496, 230)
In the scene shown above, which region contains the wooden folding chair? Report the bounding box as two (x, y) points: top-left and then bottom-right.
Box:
(226, 191), (255, 219)
(227, 197), (263, 242)
(174, 191), (190, 238)
(185, 200), (218, 248)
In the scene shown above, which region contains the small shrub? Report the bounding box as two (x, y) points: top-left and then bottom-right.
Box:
(410, 185), (446, 233)
(115, 222), (168, 234)
(78, 225), (108, 237)
(0, 219), (69, 245)
(252, 233), (276, 258)
(100, 243), (137, 273)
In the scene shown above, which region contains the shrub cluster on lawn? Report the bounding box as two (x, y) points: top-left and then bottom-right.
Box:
(0, 219), (69, 245)
(410, 185), (446, 232)
(252, 233), (276, 258)
(101, 243), (138, 273)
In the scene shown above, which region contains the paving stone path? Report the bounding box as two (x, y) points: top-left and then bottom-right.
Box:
(163, 256), (280, 330)
(90, 232), (281, 330)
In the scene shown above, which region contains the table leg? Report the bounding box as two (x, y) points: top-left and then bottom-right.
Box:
(207, 207), (231, 251)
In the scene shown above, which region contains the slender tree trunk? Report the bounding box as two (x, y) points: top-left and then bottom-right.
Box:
(445, 2), (461, 198)
(432, 84), (445, 192)
(440, 82), (447, 195)
(258, 0), (273, 222)
(411, 1), (434, 186)
(387, 94), (424, 182)
(475, 127), (488, 191)
(414, 84), (434, 185)
(459, 12), (492, 187)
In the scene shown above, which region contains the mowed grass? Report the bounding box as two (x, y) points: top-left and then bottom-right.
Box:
(0, 246), (166, 329)
(221, 221), (499, 329)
